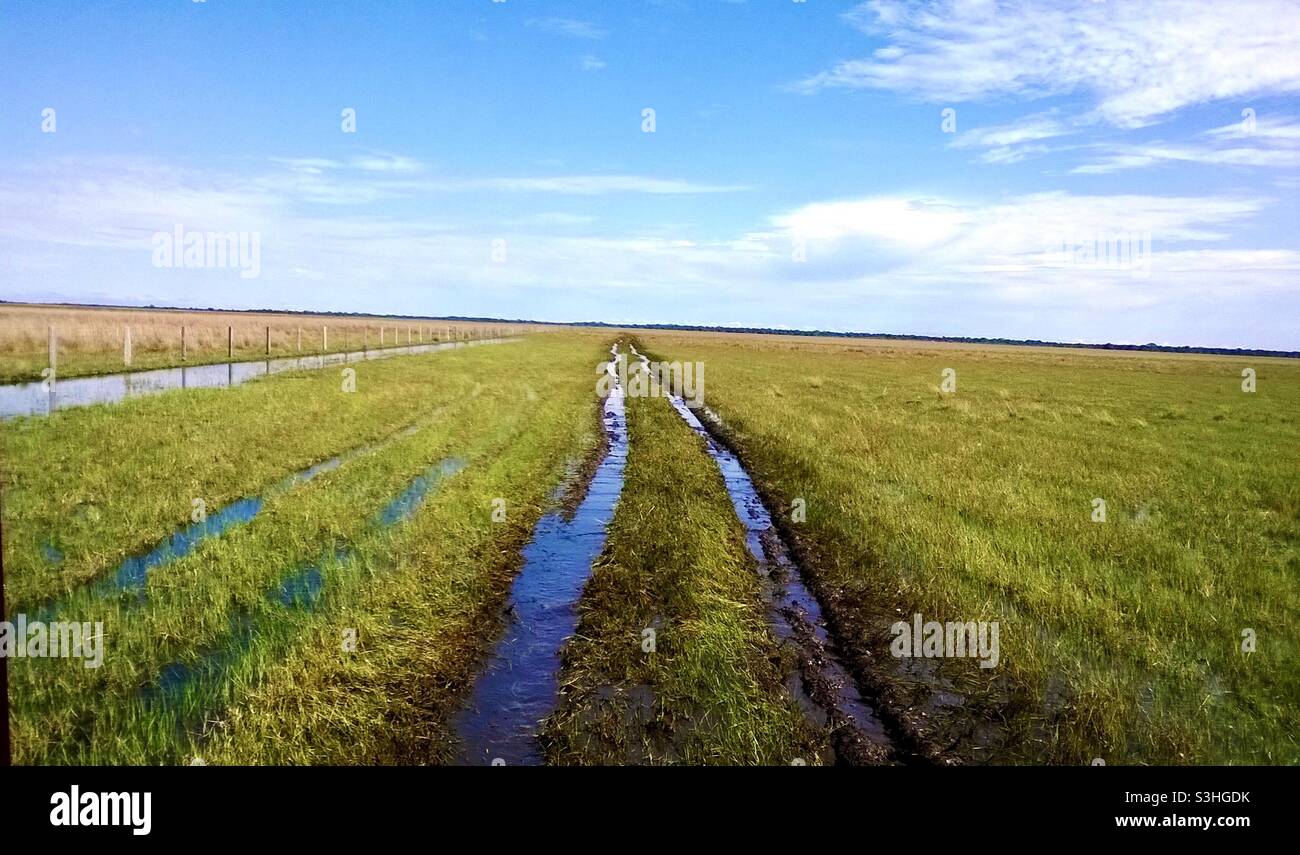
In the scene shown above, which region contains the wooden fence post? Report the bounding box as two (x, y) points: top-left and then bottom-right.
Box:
(181, 325), (187, 362)
(323, 325), (328, 352)
(123, 325), (133, 367)
(48, 325), (56, 374)
(228, 326), (234, 359)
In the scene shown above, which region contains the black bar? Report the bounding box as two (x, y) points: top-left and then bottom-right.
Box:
(0, 766), (1287, 841)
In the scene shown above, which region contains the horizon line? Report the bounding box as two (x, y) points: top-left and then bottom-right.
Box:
(2, 299), (1296, 360)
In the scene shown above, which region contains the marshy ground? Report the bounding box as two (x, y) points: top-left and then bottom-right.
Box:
(2, 320), (1296, 765)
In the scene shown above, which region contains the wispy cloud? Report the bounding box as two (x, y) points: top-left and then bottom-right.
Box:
(1206, 116), (1300, 142)
(527, 17), (608, 40)
(579, 54), (607, 72)
(443, 175), (745, 195)
(949, 112), (1075, 164)
(243, 158), (743, 199)
(1073, 116), (1300, 174)
(794, 1), (1300, 128)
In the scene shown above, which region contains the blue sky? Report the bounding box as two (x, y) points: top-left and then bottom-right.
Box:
(2, 0), (1298, 348)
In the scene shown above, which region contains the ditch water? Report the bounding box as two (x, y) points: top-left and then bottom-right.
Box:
(143, 458), (466, 710)
(633, 347), (897, 763)
(0, 337), (515, 419)
(450, 346), (628, 766)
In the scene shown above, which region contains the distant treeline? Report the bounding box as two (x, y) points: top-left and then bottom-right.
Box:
(5, 301), (1295, 359)
(564, 320), (1300, 359)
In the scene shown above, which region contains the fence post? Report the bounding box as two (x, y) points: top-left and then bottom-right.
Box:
(228, 326), (234, 359)
(265, 326), (271, 356)
(123, 325), (133, 367)
(323, 325), (328, 352)
(181, 325), (187, 361)
(297, 327), (302, 352)
(48, 325), (56, 375)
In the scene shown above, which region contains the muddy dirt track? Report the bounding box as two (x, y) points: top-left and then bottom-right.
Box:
(445, 342), (944, 766)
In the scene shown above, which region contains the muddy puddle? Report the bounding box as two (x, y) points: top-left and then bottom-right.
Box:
(450, 346), (627, 766)
(0, 337), (516, 419)
(630, 347), (899, 764)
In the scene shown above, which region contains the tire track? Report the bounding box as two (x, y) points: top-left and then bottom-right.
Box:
(631, 346), (910, 765)
(450, 345), (628, 765)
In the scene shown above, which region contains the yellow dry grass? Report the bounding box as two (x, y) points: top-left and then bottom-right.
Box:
(0, 303), (555, 381)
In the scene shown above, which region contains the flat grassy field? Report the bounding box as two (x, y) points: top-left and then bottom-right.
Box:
(2, 334), (606, 764)
(3, 318), (1296, 766)
(640, 332), (1300, 764)
(0, 303), (541, 383)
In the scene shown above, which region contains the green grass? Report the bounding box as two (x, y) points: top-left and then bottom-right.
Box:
(642, 333), (1300, 765)
(3, 334), (608, 764)
(1, 340), (536, 612)
(7, 326), (1296, 766)
(542, 382), (826, 765)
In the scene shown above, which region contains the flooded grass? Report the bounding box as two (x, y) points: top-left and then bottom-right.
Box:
(3, 335), (609, 764)
(0, 340), (535, 614)
(641, 331), (1300, 764)
(8, 324), (1292, 766)
(451, 347), (627, 765)
(542, 372), (826, 765)
(663, 392), (899, 764)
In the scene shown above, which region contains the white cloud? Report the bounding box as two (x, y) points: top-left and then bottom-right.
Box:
(774, 197), (968, 248)
(218, 158), (746, 202)
(951, 114), (1072, 150)
(580, 54), (607, 72)
(2, 159), (1296, 349)
(949, 112), (1076, 163)
(527, 17), (607, 40)
(796, 1), (1300, 127)
(1073, 143), (1300, 174)
(350, 154), (425, 173)
(775, 191), (1265, 257)
(1073, 115), (1300, 173)
(449, 175), (745, 195)
(1206, 115), (1300, 141)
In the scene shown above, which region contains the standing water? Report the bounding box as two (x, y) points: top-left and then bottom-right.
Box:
(0, 337), (515, 419)
(630, 347), (899, 764)
(452, 346), (627, 765)
(31, 413), (442, 622)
